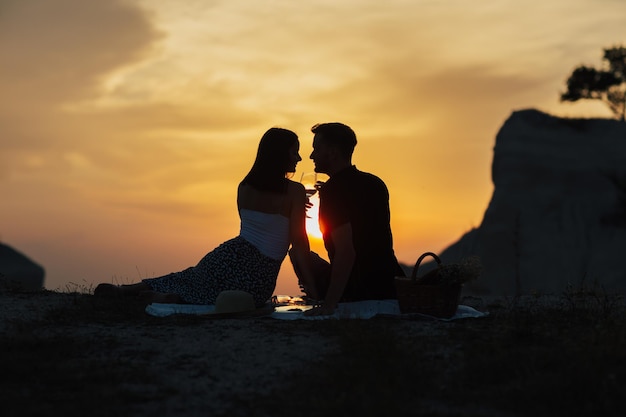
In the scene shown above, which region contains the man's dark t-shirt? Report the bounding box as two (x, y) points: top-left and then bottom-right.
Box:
(318, 165), (404, 300)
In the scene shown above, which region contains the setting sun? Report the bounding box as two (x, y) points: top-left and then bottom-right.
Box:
(305, 195), (324, 240)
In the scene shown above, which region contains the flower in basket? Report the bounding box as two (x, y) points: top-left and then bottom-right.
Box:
(418, 256), (482, 286)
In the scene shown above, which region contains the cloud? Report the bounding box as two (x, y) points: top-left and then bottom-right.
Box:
(0, 0), (164, 167)
(0, 0), (252, 203)
(0, 0), (162, 109)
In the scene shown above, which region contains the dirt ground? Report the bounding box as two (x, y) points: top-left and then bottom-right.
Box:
(1, 289), (623, 417)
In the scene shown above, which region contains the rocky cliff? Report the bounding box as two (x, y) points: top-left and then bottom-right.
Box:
(0, 243), (45, 291)
(434, 109), (626, 296)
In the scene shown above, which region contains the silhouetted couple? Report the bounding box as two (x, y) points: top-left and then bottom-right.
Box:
(95, 123), (404, 316)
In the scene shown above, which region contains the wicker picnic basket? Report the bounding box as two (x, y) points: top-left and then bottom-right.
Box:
(394, 252), (462, 318)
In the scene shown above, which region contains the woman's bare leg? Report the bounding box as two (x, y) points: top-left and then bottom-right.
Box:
(138, 291), (183, 304)
(118, 282), (152, 296)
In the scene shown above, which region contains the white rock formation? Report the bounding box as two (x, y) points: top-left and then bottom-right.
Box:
(431, 109), (626, 296)
(0, 243), (45, 291)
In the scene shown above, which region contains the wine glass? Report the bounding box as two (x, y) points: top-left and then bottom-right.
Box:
(299, 172), (319, 199)
(299, 172), (328, 198)
(299, 172), (328, 223)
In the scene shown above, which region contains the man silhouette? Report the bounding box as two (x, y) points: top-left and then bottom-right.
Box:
(291, 122), (404, 316)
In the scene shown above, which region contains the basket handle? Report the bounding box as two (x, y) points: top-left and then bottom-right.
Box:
(411, 252), (441, 281)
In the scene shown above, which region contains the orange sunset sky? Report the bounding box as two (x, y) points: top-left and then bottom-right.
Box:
(1, 0), (623, 295)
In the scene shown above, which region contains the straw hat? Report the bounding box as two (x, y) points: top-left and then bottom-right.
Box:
(207, 290), (273, 318)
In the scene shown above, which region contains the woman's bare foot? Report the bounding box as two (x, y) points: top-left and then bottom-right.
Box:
(94, 283), (122, 297)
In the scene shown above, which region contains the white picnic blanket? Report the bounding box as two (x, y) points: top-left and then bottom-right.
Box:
(145, 303), (215, 317)
(145, 299), (488, 320)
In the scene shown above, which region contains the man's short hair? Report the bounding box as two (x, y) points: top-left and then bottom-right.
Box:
(311, 122), (357, 158)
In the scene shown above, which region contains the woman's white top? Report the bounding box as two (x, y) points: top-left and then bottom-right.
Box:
(239, 209), (290, 260)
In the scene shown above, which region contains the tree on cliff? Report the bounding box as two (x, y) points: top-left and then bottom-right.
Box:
(560, 45), (626, 121)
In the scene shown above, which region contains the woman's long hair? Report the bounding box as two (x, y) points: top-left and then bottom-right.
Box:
(241, 127), (298, 193)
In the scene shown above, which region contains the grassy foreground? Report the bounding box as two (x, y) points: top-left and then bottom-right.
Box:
(0, 285), (624, 417)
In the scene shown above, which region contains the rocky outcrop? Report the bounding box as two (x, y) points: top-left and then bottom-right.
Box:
(433, 109), (626, 296)
(0, 243), (45, 291)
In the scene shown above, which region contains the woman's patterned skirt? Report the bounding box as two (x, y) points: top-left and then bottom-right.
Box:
(143, 236), (282, 306)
